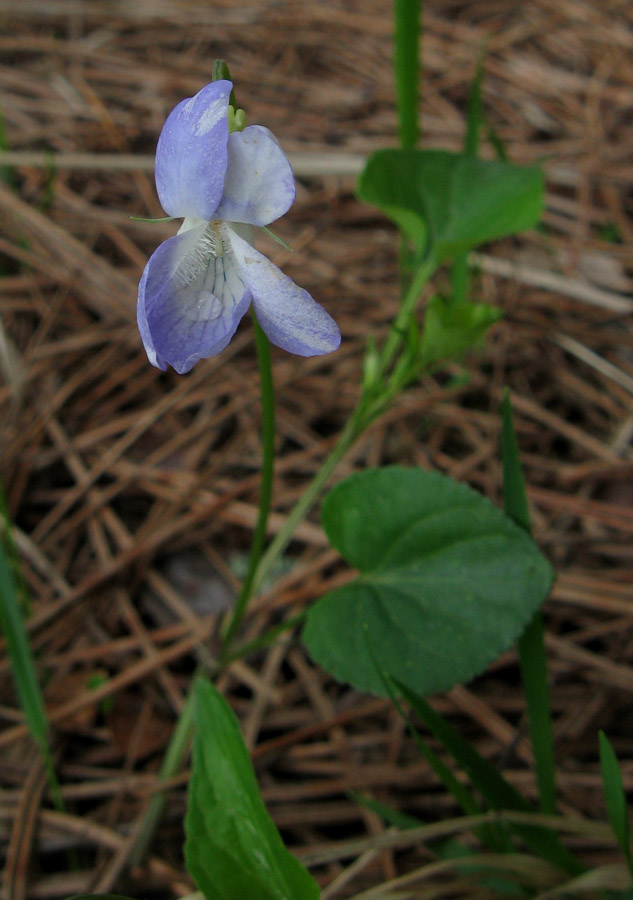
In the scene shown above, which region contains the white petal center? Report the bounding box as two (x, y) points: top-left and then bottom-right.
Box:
(170, 222), (246, 326)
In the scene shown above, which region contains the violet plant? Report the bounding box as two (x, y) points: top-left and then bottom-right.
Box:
(48, 5), (633, 900)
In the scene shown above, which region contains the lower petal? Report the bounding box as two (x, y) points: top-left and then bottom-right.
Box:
(137, 222), (252, 374)
(226, 229), (340, 357)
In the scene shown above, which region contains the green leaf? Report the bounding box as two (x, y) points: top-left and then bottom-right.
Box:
(599, 731), (631, 858)
(185, 678), (320, 900)
(421, 295), (503, 366)
(303, 466), (554, 698)
(357, 149), (543, 261)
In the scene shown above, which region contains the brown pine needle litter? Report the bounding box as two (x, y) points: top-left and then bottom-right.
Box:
(1, 1), (632, 897)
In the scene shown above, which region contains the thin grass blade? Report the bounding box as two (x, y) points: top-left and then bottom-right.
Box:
(394, 678), (584, 875)
(502, 391), (557, 817)
(0, 490), (61, 807)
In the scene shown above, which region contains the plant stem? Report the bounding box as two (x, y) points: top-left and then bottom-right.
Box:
(394, 0), (421, 150)
(378, 255), (435, 378)
(249, 408), (365, 599)
(249, 257), (437, 599)
(128, 685), (197, 868)
(129, 313), (275, 865)
(394, 0), (422, 292)
(221, 311), (276, 654)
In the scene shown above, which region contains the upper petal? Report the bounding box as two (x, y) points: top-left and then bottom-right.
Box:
(226, 228), (340, 357)
(138, 222), (252, 374)
(155, 80), (232, 220)
(215, 125), (296, 227)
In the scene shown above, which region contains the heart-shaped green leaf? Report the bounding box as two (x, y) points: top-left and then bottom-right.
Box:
(357, 149), (543, 262)
(185, 679), (319, 900)
(303, 467), (553, 697)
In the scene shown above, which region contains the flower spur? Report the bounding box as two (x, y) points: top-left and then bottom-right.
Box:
(137, 79), (341, 374)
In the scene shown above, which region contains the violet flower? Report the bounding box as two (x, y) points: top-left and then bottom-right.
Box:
(137, 79), (341, 374)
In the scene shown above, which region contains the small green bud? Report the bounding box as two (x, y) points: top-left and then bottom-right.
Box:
(212, 59), (232, 82)
(227, 105), (247, 134)
(212, 58), (237, 109)
(362, 339), (381, 394)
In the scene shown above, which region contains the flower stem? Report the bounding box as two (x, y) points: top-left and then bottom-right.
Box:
(249, 408), (365, 600)
(248, 256), (436, 600)
(377, 254), (436, 377)
(221, 310), (276, 654)
(394, 0), (422, 150)
(394, 0), (422, 294)
(128, 314), (275, 864)
(128, 685), (196, 868)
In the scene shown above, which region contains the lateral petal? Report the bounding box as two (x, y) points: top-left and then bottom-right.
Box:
(155, 80), (232, 220)
(227, 228), (340, 357)
(138, 222), (252, 374)
(216, 125), (296, 226)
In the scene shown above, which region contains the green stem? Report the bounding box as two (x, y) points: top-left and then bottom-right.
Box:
(394, 0), (422, 292)
(378, 255), (435, 378)
(249, 409), (365, 599)
(249, 257), (436, 599)
(222, 311), (276, 654)
(128, 685), (197, 868)
(394, 0), (422, 150)
(129, 314), (275, 865)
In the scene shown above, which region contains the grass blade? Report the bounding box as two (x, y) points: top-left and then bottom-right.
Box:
(502, 391), (557, 817)
(0, 486), (62, 807)
(395, 678), (584, 875)
(599, 730), (633, 876)
(364, 634), (513, 853)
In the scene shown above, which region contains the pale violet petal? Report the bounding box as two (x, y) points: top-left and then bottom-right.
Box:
(215, 125), (296, 227)
(227, 228), (340, 357)
(138, 222), (252, 374)
(155, 80), (232, 220)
